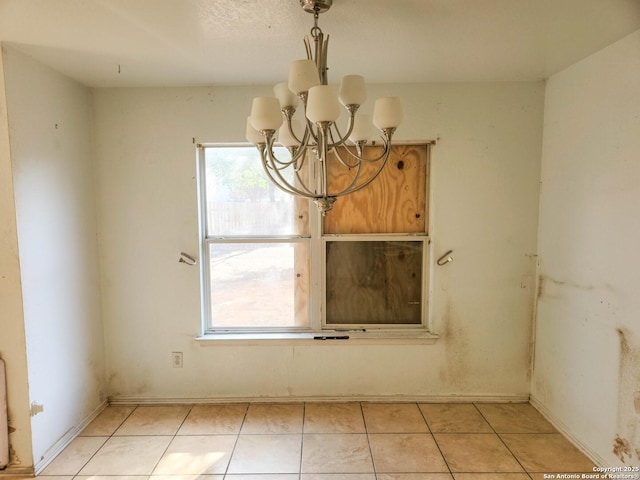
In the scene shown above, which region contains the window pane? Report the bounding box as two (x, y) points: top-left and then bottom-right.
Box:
(209, 242), (309, 328)
(326, 241), (423, 325)
(204, 147), (309, 236)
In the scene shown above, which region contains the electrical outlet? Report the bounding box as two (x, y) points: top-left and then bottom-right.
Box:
(171, 352), (183, 368)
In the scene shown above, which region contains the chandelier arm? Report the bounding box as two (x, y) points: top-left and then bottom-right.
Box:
(292, 148), (307, 173)
(265, 144), (297, 168)
(333, 135), (393, 198)
(317, 122), (331, 199)
(329, 125), (392, 170)
(294, 165), (316, 196)
(335, 141), (382, 165)
(281, 106), (312, 153)
(329, 122), (388, 167)
(326, 107), (358, 148)
(315, 30), (323, 81)
(310, 13), (329, 84)
(329, 160), (365, 197)
(345, 136), (395, 163)
(319, 125), (370, 197)
(284, 117), (303, 146)
(291, 147), (318, 196)
(258, 146), (301, 196)
(288, 148), (318, 196)
(280, 128), (312, 168)
(267, 137), (318, 196)
(330, 140), (362, 169)
(334, 126), (398, 164)
(320, 35), (329, 84)
(334, 156), (388, 198)
(259, 143), (316, 198)
(304, 35), (313, 60)
(258, 130), (299, 168)
(304, 117), (320, 145)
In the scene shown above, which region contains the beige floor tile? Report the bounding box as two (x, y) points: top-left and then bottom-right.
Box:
(475, 403), (556, 433)
(453, 475), (530, 479)
(240, 403), (304, 434)
(226, 476), (299, 480)
(419, 404), (492, 433)
(362, 403), (429, 433)
(40, 436), (108, 475)
(369, 434), (449, 473)
(152, 435), (236, 474)
(151, 476), (222, 480)
(41, 402), (600, 479)
(81, 405), (136, 436)
(114, 405), (191, 436)
(36, 477), (75, 480)
(434, 433), (524, 473)
(302, 434), (373, 473)
(227, 434), (302, 474)
(377, 475), (453, 480)
(302, 475), (376, 480)
(177, 404), (247, 435)
(304, 403), (366, 433)
(76, 477), (150, 480)
(227, 476), (298, 479)
(500, 433), (596, 472)
(78, 436), (172, 475)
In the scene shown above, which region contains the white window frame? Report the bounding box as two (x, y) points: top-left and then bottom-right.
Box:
(196, 143), (437, 343)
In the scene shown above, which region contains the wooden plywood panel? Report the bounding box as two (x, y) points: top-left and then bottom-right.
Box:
(293, 241), (309, 327)
(324, 144), (429, 234)
(325, 241), (423, 324)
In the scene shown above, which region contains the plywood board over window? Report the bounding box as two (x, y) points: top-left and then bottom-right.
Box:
(324, 144), (428, 235)
(326, 240), (424, 324)
(323, 144), (430, 328)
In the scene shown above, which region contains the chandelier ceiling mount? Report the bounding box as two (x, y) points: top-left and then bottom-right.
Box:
(300, 0), (333, 14)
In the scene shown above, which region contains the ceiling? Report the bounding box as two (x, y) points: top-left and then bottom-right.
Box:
(1, 0), (639, 88)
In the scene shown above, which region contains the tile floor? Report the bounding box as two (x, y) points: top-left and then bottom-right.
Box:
(33, 402), (596, 479)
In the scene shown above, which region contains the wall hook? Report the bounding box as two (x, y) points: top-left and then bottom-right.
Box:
(178, 252), (197, 266)
(437, 250), (454, 266)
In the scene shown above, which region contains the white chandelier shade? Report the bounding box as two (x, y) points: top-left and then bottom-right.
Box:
(246, 0), (402, 214)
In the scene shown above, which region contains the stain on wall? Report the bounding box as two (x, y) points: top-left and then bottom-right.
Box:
(537, 274), (600, 302)
(536, 274), (546, 301)
(439, 297), (470, 390)
(8, 444), (20, 467)
(614, 328), (640, 462)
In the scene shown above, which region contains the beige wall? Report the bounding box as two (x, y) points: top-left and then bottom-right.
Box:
(2, 46), (106, 471)
(93, 82), (544, 401)
(533, 29), (640, 465)
(0, 46), (33, 472)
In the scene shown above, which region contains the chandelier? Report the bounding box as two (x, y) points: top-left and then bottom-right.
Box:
(245, 0), (402, 215)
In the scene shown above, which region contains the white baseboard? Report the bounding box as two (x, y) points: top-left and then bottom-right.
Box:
(108, 393), (531, 405)
(31, 399), (108, 475)
(530, 395), (606, 467)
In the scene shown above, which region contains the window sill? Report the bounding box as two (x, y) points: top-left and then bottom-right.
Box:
(196, 330), (439, 346)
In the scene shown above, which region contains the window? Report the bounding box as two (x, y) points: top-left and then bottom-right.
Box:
(198, 143), (431, 338)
